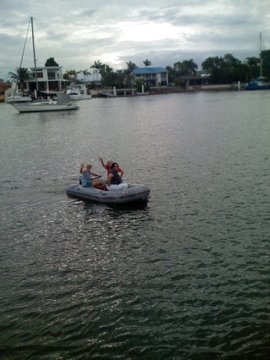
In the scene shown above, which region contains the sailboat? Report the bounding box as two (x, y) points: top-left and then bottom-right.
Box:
(11, 17), (79, 112)
(246, 33), (270, 90)
(12, 93), (79, 113)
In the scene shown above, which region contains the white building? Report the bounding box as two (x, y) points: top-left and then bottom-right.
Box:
(24, 66), (67, 93)
(76, 70), (101, 83)
(132, 67), (168, 87)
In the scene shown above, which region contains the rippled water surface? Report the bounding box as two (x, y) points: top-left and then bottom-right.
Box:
(0, 91), (269, 359)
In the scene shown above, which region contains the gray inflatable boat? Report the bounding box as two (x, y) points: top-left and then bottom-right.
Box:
(66, 183), (150, 204)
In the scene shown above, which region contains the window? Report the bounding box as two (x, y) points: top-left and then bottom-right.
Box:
(48, 72), (56, 80)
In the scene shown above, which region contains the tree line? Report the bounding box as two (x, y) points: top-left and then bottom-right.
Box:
(5, 52), (270, 90)
(64, 52), (270, 88)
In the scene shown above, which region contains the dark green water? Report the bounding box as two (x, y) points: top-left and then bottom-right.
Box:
(0, 91), (269, 359)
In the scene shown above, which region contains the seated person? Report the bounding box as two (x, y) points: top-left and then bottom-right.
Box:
(80, 164), (106, 190)
(99, 157), (124, 177)
(107, 162), (128, 191)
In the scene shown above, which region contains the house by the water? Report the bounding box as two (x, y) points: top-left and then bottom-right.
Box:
(132, 67), (169, 87)
(25, 66), (67, 93)
(131, 67), (210, 90)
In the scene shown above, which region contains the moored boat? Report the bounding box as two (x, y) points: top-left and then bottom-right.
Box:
(246, 77), (270, 90)
(66, 183), (150, 205)
(246, 33), (270, 91)
(11, 93), (79, 113)
(66, 84), (92, 100)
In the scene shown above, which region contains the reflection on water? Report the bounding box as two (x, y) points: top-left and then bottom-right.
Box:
(0, 91), (270, 359)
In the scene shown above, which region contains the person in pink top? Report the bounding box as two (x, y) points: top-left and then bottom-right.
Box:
(98, 157), (124, 177)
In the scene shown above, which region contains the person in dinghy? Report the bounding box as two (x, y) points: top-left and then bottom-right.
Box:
(106, 162), (128, 191)
(80, 164), (106, 190)
(99, 157), (124, 177)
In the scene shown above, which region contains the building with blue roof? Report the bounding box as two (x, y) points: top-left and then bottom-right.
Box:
(132, 67), (168, 87)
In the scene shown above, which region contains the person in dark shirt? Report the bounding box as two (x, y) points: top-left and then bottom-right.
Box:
(107, 162), (128, 191)
(99, 157), (124, 177)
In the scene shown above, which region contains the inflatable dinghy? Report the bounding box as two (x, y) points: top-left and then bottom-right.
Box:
(66, 183), (150, 204)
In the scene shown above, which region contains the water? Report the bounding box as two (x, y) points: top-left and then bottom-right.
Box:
(0, 91), (269, 359)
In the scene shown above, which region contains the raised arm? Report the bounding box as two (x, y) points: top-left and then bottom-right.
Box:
(80, 163), (85, 174)
(98, 157), (106, 169)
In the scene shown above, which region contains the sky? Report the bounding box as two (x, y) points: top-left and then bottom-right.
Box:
(1, 0), (270, 80)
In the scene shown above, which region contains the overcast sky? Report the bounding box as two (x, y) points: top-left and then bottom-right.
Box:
(1, 0), (270, 79)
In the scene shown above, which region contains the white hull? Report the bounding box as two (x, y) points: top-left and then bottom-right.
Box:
(5, 95), (32, 103)
(69, 94), (92, 101)
(12, 102), (79, 113)
(66, 85), (91, 101)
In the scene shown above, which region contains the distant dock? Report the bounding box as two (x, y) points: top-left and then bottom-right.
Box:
(97, 88), (136, 97)
(89, 82), (246, 98)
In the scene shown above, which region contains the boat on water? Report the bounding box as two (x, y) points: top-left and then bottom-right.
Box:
(66, 183), (150, 205)
(246, 76), (270, 90)
(11, 93), (78, 113)
(246, 33), (270, 91)
(66, 83), (92, 100)
(8, 17), (76, 110)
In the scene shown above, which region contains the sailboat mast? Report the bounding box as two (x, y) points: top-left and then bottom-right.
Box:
(30, 16), (38, 93)
(259, 32), (262, 77)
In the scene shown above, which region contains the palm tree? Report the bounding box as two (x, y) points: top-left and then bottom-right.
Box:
(143, 59), (152, 67)
(182, 59), (198, 75)
(91, 60), (104, 81)
(83, 69), (91, 76)
(91, 60), (104, 71)
(126, 61), (137, 73)
(99, 64), (113, 86)
(125, 61), (137, 87)
(8, 67), (31, 92)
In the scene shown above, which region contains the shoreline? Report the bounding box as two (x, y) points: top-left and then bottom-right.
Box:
(91, 84), (244, 98)
(0, 84), (247, 103)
